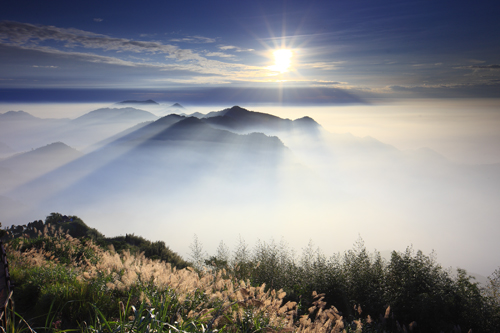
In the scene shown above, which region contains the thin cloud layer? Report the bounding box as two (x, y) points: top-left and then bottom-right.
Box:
(0, 21), (281, 87)
(170, 36), (217, 43)
(0, 0), (499, 99)
(0, 21), (180, 55)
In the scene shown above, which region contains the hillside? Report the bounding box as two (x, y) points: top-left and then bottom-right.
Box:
(6, 212), (188, 267)
(5, 213), (500, 333)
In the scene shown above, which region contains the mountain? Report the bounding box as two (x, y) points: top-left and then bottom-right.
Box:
(117, 100), (159, 105)
(202, 106), (321, 135)
(0, 110), (38, 121)
(6, 112), (293, 214)
(0, 142), (82, 175)
(0, 142), (82, 193)
(168, 103), (185, 109)
(185, 112), (206, 118)
(72, 107), (157, 125)
(96, 114), (285, 152)
(0, 111), (71, 152)
(147, 116), (285, 150)
(0, 107), (158, 152)
(3, 104), (500, 278)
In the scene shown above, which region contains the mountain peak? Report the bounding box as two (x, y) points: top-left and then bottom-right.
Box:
(169, 103), (185, 109)
(0, 110), (37, 120)
(227, 105), (248, 113)
(294, 116), (320, 126)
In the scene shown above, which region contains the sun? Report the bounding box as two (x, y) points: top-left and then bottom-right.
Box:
(268, 49), (293, 73)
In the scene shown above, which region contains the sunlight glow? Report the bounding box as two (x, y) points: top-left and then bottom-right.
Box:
(268, 49), (293, 73)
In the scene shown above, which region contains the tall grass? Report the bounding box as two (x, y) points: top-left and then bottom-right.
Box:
(5, 220), (500, 333)
(192, 236), (500, 333)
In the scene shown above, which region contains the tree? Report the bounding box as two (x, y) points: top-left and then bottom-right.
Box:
(189, 234), (206, 270)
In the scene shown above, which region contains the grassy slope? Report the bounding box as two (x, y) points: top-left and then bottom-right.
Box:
(4, 214), (500, 333)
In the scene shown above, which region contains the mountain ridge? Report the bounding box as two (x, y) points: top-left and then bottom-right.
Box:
(117, 99), (159, 105)
(0, 110), (39, 121)
(73, 107), (158, 124)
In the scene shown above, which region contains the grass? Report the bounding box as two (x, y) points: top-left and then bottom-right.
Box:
(4, 216), (500, 332)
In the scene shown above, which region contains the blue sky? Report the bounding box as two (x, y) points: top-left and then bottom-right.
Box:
(1, 0), (500, 103)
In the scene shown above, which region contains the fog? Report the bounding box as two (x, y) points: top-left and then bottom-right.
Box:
(0, 99), (499, 277)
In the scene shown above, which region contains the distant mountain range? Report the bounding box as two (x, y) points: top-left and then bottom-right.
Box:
(72, 107), (157, 125)
(0, 106), (158, 152)
(200, 106), (321, 135)
(117, 99), (159, 105)
(169, 103), (185, 109)
(0, 142), (82, 193)
(1, 103), (500, 278)
(0, 110), (38, 121)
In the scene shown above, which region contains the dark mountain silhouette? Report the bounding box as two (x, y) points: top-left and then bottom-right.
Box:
(0, 110), (38, 121)
(117, 100), (159, 105)
(202, 106), (321, 135)
(4, 110), (293, 226)
(147, 116), (285, 149)
(169, 103), (185, 109)
(96, 113), (285, 151)
(72, 107), (157, 125)
(202, 109), (230, 118)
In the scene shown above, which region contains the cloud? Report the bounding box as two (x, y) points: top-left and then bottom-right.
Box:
(218, 45), (254, 52)
(32, 65), (58, 68)
(12, 44), (154, 67)
(0, 21), (262, 73)
(149, 77), (232, 85)
(0, 21), (181, 55)
(454, 64), (500, 71)
(205, 52), (235, 58)
(300, 61), (344, 71)
(388, 83), (500, 98)
(0, 21), (246, 70)
(0, 21), (360, 88)
(314, 80), (347, 85)
(93, 18), (103, 22)
(0, 40), (268, 85)
(468, 64), (500, 70)
(169, 36), (216, 43)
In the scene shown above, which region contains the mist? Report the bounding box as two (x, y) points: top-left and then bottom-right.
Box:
(0, 99), (499, 277)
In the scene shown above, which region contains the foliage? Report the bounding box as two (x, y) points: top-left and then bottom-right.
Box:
(5, 212), (189, 268)
(4, 217), (500, 332)
(192, 236), (500, 332)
